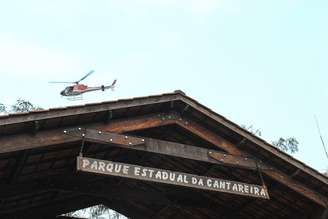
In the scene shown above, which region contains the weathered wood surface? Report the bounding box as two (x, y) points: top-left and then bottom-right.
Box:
(179, 96), (328, 186)
(77, 156), (270, 199)
(0, 111), (327, 207)
(65, 128), (271, 171)
(174, 116), (328, 207)
(0, 114), (175, 153)
(0, 93), (180, 126)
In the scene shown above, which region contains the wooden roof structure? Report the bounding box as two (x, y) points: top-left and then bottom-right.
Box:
(0, 90), (327, 219)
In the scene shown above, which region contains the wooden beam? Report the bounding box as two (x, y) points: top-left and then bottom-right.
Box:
(98, 113), (176, 133)
(0, 93), (180, 126)
(179, 96), (328, 186)
(222, 169), (310, 219)
(66, 128), (270, 171)
(0, 113), (175, 154)
(0, 112), (327, 207)
(0, 128), (80, 154)
(175, 116), (328, 207)
(175, 118), (242, 156)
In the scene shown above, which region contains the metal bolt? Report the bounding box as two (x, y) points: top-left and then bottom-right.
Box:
(63, 130), (67, 133)
(82, 133), (85, 137)
(142, 139), (145, 142)
(125, 136), (128, 139)
(98, 131), (102, 134)
(223, 154), (227, 157)
(209, 151), (212, 154)
(129, 142), (132, 145)
(78, 127), (82, 131)
(110, 139), (113, 142)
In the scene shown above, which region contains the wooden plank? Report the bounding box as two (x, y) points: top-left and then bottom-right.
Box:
(179, 96), (328, 186)
(176, 118), (242, 156)
(0, 129), (80, 154)
(1, 111), (327, 207)
(98, 113), (176, 133)
(66, 128), (271, 171)
(77, 156), (270, 199)
(175, 117), (328, 207)
(0, 93), (180, 126)
(0, 113), (175, 154)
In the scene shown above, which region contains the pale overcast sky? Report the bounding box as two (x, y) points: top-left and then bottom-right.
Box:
(0, 0), (328, 172)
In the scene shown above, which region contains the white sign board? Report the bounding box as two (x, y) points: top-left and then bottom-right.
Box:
(77, 156), (269, 199)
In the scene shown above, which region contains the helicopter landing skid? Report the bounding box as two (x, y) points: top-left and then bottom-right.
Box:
(67, 95), (83, 101)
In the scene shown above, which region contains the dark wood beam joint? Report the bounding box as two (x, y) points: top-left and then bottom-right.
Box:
(33, 120), (40, 134)
(181, 104), (190, 115)
(104, 110), (113, 123)
(290, 169), (301, 178)
(170, 100), (175, 109)
(208, 151), (272, 170)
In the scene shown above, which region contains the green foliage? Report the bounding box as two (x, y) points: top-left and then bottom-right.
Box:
(272, 137), (299, 154)
(0, 99), (43, 113)
(90, 204), (110, 218)
(0, 103), (6, 112)
(240, 124), (262, 136)
(11, 99), (39, 112)
(241, 124), (299, 154)
(89, 205), (126, 219)
(62, 205), (127, 219)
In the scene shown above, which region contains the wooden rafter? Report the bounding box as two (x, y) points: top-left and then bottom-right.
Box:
(175, 115), (328, 207)
(0, 112), (327, 207)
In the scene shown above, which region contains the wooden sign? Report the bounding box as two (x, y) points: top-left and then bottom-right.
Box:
(77, 156), (270, 199)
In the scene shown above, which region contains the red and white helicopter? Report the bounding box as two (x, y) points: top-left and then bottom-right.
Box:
(49, 70), (117, 97)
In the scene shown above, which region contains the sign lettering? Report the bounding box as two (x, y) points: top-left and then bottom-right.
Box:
(77, 156), (269, 199)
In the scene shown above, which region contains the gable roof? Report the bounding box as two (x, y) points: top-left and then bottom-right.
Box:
(1, 90), (327, 185)
(1, 90), (328, 218)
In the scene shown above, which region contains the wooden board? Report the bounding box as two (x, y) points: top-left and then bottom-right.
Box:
(77, 156), (270, 199)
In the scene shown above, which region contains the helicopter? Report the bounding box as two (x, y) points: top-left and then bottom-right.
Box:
(49, 70), (117, 97)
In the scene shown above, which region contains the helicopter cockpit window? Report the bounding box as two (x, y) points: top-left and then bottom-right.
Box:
(66, 87), (73, 92)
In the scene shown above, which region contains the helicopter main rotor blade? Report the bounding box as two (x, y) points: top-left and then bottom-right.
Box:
(48, 81), (75, 84)
(76, 70), (95, 83)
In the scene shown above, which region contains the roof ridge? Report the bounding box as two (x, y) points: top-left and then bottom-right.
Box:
(0, 90), (185, 119)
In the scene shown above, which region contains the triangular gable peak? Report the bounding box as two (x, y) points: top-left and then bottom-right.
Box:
(0, 91), (327, 218)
